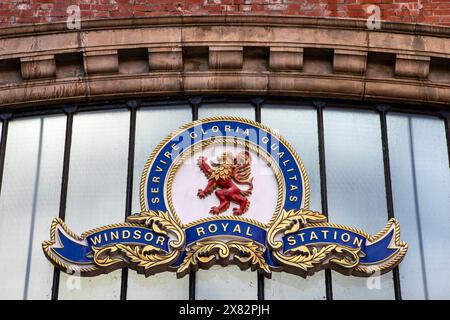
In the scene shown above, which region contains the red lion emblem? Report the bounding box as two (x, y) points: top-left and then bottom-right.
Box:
(197, 151), (253, 216)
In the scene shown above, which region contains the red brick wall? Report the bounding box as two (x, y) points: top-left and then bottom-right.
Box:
(1, 0), (449, 27)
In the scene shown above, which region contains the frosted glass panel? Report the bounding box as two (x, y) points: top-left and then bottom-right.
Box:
(59, 110), (130, 300)
(132, 106), (192, 214)
(196, 266), (257, 300)
(262, 105), (326, 300)
(323, 108), (394, 299)
(198, 103), (255, 120)
(197, 103), (257, 300)
(388, 114), (450, 299)
(0, 116), (66, 300)
(127, 106), (191, 299)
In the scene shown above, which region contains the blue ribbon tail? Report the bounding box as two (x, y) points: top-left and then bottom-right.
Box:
(52, 227), (92, 264)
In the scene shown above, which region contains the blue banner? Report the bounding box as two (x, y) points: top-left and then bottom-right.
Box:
(185, 220), (266, 246)
(172, 219), (271, 267)
(52, 226), (169, 265)
(282, 226), (398, 265)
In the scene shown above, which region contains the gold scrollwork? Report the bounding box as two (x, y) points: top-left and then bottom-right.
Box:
(91, 211), (186, 277)
(127, 210), (185, 250)
(176, 240), (271, 278)
(267, 209), (363, 278)
(92, 246), (123, 267)
(267, 209), (327, 250)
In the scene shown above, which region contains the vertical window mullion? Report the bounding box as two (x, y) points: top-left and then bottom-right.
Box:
(314, 100), (333, 301)
(377, 105), (402, 300)
(51, 106), (76, 300)
(0, 114), (11, 195)
(120, 101), (139, 300)
(252, 97), (265, 301)
(189, 97), (201, 300)
(442, 113), (450, 169)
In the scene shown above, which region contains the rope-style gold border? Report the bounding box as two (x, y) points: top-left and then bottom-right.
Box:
(139, 116), (311, 225)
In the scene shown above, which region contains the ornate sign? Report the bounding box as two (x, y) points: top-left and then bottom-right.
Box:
(43, 117), (408, 279)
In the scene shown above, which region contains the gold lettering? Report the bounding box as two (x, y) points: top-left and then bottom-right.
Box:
(110, 231), (119, 241)
(221, 223), (229, 232)
(310, 231), (318, 241)
(156, 236), (165, 246)
(133, 230), (141, 240)
(197, 227), (205, 237)
(341, 233), (351, 242)
(208, 224), (217, 233)
(353, 237), (363, 247)
(287, 236), (296, 246)
(233, 224), (241, 234)
(144, 232), (153, 242)
(152, 176), (160, 183)
(122, 230), (130, 239)
(91, 235), (102, 245)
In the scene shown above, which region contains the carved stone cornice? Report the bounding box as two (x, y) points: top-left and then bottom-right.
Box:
(0, 15), (449, 110)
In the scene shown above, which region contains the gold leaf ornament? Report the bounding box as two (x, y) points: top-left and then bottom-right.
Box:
(90, 211), (186, 276)
(228, 241), (271, 276)
(176, 240), (271, 278)
(92, 246), (122, 267)
(177, 241), (230, 277)
(127, 211), (185, 250)
(267, 209), (327, 250)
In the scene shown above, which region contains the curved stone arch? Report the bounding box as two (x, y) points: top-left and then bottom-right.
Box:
(0, 16), (449, 110)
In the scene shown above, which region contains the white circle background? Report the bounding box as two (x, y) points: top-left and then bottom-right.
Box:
(170, 144), (280, 225)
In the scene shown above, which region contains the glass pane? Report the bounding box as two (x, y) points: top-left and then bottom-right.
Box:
(196, 103), (257, 300)
(388, 114), (450, 299)
(0, 116), (66, 300)
(261, 105), (326, 300)
(127, 106), (191, 299)
(198, 103), (255, 120)
(58, 110), (130, 300)
(323, 108), (394, 299)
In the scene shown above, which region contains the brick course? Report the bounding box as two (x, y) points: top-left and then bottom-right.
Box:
(0, 0), (449, 27)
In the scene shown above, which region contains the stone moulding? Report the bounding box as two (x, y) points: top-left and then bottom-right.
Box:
(0, 15), (449, 110)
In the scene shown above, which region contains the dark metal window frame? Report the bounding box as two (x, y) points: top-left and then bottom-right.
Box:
(0, 95), (449, 301)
